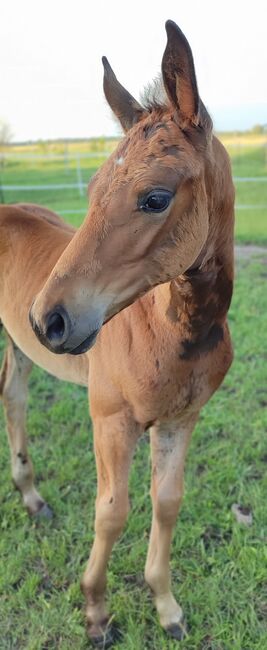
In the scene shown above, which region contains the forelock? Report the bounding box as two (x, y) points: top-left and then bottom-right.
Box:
(140, 76), (169, 112)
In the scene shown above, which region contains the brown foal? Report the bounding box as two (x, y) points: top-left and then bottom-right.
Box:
(0, 21), (234, 646)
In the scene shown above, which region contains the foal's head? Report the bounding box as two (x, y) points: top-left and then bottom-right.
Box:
(30, 21), (214, 355)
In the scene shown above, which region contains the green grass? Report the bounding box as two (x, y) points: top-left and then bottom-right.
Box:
(0, 155), (101, 228)
(230, 146), (267, 244)
(0, 253), (267, 649)
(0, 142), (266, 241)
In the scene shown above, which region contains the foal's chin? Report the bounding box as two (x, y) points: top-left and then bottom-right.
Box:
(68, 327), (100, 355)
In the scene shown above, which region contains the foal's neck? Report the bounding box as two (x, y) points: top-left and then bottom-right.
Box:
(153, 249), (232, 360)
(154, 136), (235, 358)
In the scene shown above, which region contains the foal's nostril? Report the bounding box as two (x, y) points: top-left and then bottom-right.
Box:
(45, 307), (70, 345)
(46, 312), (65, 340)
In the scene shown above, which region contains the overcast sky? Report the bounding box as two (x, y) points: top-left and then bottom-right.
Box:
(1, 0), (267, 141)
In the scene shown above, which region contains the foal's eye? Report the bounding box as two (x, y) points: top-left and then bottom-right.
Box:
(139, 189), (173, 214)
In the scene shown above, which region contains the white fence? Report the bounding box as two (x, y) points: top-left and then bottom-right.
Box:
(1, 149), (267, 212)
(1, 181), (267, 212)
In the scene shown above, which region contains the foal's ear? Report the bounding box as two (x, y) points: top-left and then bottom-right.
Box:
(102, 57), (145, 132)
(162, 20), (199, 124)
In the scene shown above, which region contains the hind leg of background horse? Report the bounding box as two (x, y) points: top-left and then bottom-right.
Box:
(145, 414), (199, 640)
(0, 334), (52, 517)
(81, 412), (141, 647)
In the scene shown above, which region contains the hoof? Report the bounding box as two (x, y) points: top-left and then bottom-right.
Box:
(165, 617), (187, 641)
(89, 623), (122, 648)
(32, 502), (54, 520)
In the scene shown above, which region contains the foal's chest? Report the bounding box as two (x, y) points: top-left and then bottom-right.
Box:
(127, 348), (208, 424)
(92, 296), (230, 427)
(114, 320), (212, 425)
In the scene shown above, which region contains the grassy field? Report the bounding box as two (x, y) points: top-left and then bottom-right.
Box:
(0, 137), (267, 649)
(0, 136), (267, 242)
(227, 145), (267, 244)
(0, 250), (267, 649)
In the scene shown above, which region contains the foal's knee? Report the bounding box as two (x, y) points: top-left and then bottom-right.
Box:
(154, 487), (183, 526)
(95, 493), (129, 538)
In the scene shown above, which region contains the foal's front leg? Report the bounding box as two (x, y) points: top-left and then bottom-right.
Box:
(0, 333), (52, 516)
(81, 411), (141, 646)
(145, 415), (198, 640)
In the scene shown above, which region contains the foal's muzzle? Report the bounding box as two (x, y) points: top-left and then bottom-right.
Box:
(29, 303), (101, 355)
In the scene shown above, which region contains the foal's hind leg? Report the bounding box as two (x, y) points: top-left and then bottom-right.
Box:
(0, 334), (52, 516)
(145, 414), (198, 640)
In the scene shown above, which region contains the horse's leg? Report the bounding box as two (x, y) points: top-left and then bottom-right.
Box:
(0, 334), (52, 516)
(145, 414), (198, 640)
(81, 412), (141, 646)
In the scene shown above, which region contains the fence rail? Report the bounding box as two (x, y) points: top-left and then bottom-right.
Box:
(234, 176), (267, 182)
(1, 177), (267, 208)
(1, 183), (88, 191)
(1, 147), (266, 212)
(2, 177), (267, 191)
(54, 205), (267, 216)
(0, 152), (110, 160)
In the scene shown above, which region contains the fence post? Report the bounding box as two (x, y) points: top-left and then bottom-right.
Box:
(76, 154), (84, 196)
(64, 141), (70, 174)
